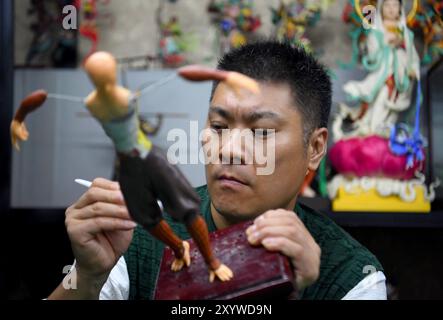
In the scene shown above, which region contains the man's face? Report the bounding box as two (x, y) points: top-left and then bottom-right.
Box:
(205, 81), (311, 223)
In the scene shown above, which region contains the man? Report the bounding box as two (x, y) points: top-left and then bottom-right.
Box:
(48, 41), (386, 300)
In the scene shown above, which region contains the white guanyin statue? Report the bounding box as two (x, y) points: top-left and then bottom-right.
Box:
(333, 0), (420, 141)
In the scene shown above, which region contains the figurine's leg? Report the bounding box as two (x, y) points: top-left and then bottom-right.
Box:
(185, 215), (220, 270)
(149, 220), (191, 272)
(185, 215), (233, 282)
(142, 146), (233, 281)
(118, 154), (163, 227)
(119, 153), (190, 272)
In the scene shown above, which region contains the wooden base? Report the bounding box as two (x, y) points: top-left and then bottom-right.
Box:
(154, 221), (295, 300)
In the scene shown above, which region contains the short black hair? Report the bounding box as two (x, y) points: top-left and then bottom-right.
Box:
(211, 41), (332, 144)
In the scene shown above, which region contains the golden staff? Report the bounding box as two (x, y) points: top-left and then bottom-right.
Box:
(354, 0), (418, 26)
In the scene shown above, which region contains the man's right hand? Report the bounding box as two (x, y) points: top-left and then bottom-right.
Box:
(63, 178), (136, 294)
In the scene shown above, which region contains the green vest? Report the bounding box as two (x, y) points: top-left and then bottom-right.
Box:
(124, 185), (383, 300)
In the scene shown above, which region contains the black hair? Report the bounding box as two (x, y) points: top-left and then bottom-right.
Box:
(211, 41), (332, 145)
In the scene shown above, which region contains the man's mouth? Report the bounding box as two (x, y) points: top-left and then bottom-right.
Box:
(217, 173), (249, 187)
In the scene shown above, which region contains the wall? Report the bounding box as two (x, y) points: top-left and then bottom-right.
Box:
(15, 0), (354, 68)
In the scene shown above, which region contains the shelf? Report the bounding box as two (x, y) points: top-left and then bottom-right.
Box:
(299, 197), (443, 228)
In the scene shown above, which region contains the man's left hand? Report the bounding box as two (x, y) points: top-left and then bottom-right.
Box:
(246, 209), (321, 292)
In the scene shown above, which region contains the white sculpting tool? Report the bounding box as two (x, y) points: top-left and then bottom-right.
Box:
(74, 179), (164, 210)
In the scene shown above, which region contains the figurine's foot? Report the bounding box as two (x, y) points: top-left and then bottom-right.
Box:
(209, 264), (234, 283)
(171, 241), (191, 272)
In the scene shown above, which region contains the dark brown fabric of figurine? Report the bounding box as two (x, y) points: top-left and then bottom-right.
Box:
(118, 146), (222, 271)
(118, 146), (201, 228)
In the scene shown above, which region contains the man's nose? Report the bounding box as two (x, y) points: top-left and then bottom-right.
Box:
(219, 129), (252, 165)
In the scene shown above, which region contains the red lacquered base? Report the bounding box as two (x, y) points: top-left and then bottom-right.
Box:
(154, 221), (295, 300)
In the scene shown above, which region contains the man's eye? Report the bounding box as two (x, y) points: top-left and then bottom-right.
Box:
(210, 124), (227, 133)
(252, 129), (274, 138)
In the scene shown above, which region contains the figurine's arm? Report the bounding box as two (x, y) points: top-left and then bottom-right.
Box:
(178, 65), (260, 95)
(10, 90), (48, 151)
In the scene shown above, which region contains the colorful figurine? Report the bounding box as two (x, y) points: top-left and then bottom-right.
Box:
(208, 0), (261, 55)
(74, 0), (113, 63)
(342, 0), (442, 66)
(328, 0), (435, 212)
(10, 52), (260, 282)
(408, 0), (443, 65)
(155, 0), (198, 68)
(340, 0), (377, 68)
(159, 16), (187, 67)
(334, 0), (420, 139)
(158, 16), (198, 68)
(340, 0), (423, 68)
(25, 0), (78, 67)
(271, 0), (333, 54)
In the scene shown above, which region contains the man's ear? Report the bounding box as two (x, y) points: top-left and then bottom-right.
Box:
(307, 128), (328, 172)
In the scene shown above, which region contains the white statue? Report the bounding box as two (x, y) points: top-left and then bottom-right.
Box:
(334, 0), (420, 141)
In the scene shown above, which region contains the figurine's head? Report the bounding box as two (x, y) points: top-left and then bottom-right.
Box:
(381, 0), (402, 21)
(205, 42), (330, 226)
(84, 51), (117, 89)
